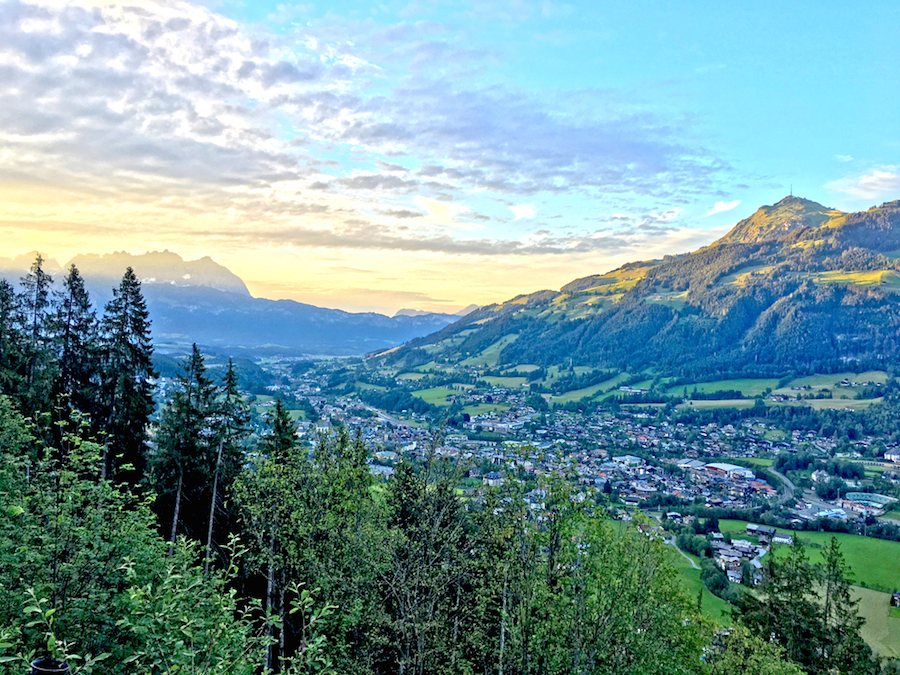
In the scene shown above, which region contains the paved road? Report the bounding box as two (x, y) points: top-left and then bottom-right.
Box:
(664, 537), (700, 570)
(769, 468), (796, 505)
(364, 406), (408, 428)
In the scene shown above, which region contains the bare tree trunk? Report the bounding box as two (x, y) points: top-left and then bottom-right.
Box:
(279, 574), (286, 670)
(266, 528), (276, 672)
(499, 575), (507, 675)
(204, 440), (223, 576)
(168, 469), (183, 556)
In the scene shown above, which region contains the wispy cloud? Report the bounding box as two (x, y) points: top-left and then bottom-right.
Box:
(827, 166), (900, 200)
(705, 200), (741, 216)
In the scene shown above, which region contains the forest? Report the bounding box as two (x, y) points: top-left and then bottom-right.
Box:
(0, 256), (888, 674)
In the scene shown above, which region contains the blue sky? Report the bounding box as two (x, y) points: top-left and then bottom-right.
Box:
(0, 0), (897, 312)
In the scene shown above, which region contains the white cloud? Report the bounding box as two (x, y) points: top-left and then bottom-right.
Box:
(827, 167), (900, 200)
(835, 154), (853, 162)
(705, 200), (741, 216)
(510, 204), (535, 220)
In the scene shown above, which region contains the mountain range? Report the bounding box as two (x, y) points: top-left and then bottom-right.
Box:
(380, 196), (900, 379)
(0, 250), (464, 357)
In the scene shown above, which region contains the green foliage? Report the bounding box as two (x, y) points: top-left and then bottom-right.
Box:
(736, 538), (879, 675)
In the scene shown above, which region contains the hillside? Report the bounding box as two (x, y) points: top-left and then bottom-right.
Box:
(379, 197), (900, 379)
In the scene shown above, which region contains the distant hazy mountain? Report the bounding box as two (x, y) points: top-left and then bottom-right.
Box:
(0, 250), (458, 357)
(394, 304), (479, 318)
(380, 196), (900, 378)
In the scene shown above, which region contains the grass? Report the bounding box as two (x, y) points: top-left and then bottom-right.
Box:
(397, 372), (427, 381)
(667, 378), (779, 397)
(664, 546), (733, 626)
(739, 457), (774, 467)
(463, 403), (511, 415)
(773, 371), (888, 395)
(460, 334), (519, 367)
(772, 397), (883, 411)
(717, 522), (900, 656)
(677, 399), (759, 410)
(551, 372), (632, 404)
(411, 386), (457, 406)
(854, 586), (900, 658)
(817, 270), (899, 287)
(719, 520), (900, 592)
(883, 510), (900, 521)
(482, 376), (527, 388)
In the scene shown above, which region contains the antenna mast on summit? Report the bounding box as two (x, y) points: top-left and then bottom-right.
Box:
(790, 184), (793, 197)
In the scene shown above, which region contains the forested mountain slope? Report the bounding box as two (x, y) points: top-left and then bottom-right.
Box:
(383, 197), (900, 377)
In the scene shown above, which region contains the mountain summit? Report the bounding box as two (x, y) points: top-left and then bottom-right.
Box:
(720, 196), (844, 244)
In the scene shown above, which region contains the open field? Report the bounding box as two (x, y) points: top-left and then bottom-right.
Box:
(677, 399), (758, 410)
(411, 386), (456, 406)
(817, 270), (900, 287)
(355, 382), (388, 392)
(462, 403), (511, 415)
(550, 372), (631, 404)
(772, 397), (883, 411)
(664, 546), (733, 625)
(666, 378), (779, 397)
(773, 371), (888, 396)
(719, 520), (900, 592)
(738, 457), (774, 467)
(460, 334), (519, 366)
(855, 586), (900, 658)
(482, 376), (527, 388)
(397, 372), (427, 380)
(712, 520), (900, 655)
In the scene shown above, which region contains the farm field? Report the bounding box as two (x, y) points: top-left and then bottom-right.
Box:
(666, 378), (779, 397)
(397, 372), (427, 380)
(773, 397), (883, 411)
(482, 376), (527, 388)
(411, 386), (456, 406)
(855, 586), (900, 658)
(738, 457), (774, 467)
(677, 399), (758, 410)
(551, 372), (632, 404)
(772, 371), (888, 396)
(462, 403), (511, 415)
(459, 334), (518, 366)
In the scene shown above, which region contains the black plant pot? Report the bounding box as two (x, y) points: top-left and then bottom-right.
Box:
(31, 658), (69, 674)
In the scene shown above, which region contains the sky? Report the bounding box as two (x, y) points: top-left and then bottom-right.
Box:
(1, 0), (898, 314)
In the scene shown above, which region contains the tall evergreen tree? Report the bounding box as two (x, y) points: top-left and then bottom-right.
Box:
(49, 264), (100, 435)
(19, 254), (54, 417)
(204, 359), (251, 574)
(99, 267), (155, 481)
(151, 344), (216, 548)
(0, 279), (24, 397)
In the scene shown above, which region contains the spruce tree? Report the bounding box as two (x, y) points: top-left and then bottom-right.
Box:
(204, 359), (251, 574)
(19, 254), (54, 417)
(49, 264), (100, 434)
(99, 267), (155, 481)
(151, 344), (216, 548)
(0, 279), (24, 397)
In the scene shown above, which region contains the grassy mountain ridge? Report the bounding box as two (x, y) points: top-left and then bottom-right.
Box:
(380, 197), (900, 378)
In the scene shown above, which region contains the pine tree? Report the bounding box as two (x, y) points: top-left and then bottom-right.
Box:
(49, 264), (100, 434)
(99, 267), (155, 481)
